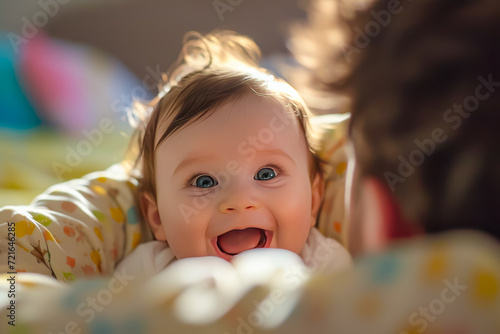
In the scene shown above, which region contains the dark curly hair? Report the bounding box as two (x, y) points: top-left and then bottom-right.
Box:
(292, 0), (500, 240)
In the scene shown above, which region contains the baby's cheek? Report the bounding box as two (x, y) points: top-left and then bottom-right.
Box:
(281, 186), (312, 218)
(274, 192), (312, 251)
(166, 201), (213, 258)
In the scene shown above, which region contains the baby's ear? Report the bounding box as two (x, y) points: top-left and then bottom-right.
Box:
(310, 172), (325, 227)
(140, 192), (167, 241)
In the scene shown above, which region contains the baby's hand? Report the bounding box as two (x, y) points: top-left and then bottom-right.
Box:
(144, 248), (309, 325)
(230, 248), (310, 286)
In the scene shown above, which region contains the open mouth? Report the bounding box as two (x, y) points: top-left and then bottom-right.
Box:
(215, 228), (271, 257)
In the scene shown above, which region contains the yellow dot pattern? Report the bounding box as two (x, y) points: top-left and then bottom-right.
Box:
(43, 230), (55, 242)
(91, 185), (107, 196)
(110, 207), (124, 223)
(94, 227), (104, 242)
(15, 220), (36, 238)
(423, 246), (449, 282)
(472, 268), (499, 307)
(335, 161), (347, 175)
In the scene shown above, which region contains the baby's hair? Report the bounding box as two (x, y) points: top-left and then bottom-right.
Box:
(125, 31), (322, 200)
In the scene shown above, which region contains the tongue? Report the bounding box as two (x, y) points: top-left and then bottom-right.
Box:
(217, 228), (264, 255)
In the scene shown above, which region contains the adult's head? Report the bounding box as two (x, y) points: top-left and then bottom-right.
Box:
(293, 0), (500, 255)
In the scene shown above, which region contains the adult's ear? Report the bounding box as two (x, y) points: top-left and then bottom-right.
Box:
(350, 177), (420, 255)
(141, 192), (166, 241)
(310, 172), (325, 227)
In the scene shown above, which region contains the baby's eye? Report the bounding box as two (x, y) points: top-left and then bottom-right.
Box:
(192, 175), (218, 188)
(254, 167), (277, 181)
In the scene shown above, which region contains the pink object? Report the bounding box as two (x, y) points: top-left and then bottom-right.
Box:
(20, 32), (94, 133)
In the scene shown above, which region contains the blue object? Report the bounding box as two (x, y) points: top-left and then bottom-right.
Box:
(0, 31), (41, 130)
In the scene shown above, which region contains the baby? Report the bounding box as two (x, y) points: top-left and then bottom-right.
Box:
(117, 31), (351, 275)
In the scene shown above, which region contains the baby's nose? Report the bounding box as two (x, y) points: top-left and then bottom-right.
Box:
(218, 182), (259, 213)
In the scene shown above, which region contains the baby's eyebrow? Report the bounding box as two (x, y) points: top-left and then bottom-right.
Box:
(172, 156), (213, 176)
(257, 149), (296, 166)
(172, 149), (296, 176)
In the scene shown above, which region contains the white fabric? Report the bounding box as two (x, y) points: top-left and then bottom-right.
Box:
(299, 226), (352, 273)
(115, 227), (351, 277)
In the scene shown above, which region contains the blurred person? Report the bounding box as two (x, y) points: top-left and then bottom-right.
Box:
(291, 0), (500, 254)
(281, 0), (500, 332)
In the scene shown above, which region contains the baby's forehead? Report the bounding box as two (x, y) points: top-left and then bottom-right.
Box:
(154, 93), (299, 146)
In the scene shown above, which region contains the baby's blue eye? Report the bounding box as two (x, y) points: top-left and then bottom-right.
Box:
(193, 175), (217, 188)
(255, 167), (276, 181)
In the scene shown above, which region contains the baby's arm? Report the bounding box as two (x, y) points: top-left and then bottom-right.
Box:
(0, 164), (152, 281)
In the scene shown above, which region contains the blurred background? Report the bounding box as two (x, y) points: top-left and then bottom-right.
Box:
(0, 0), (307, 206)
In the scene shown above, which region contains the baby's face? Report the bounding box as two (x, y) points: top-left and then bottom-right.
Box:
(145, 93), (322, 261)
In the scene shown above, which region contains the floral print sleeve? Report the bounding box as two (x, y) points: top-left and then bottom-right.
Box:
(0, 164), (152, 282)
